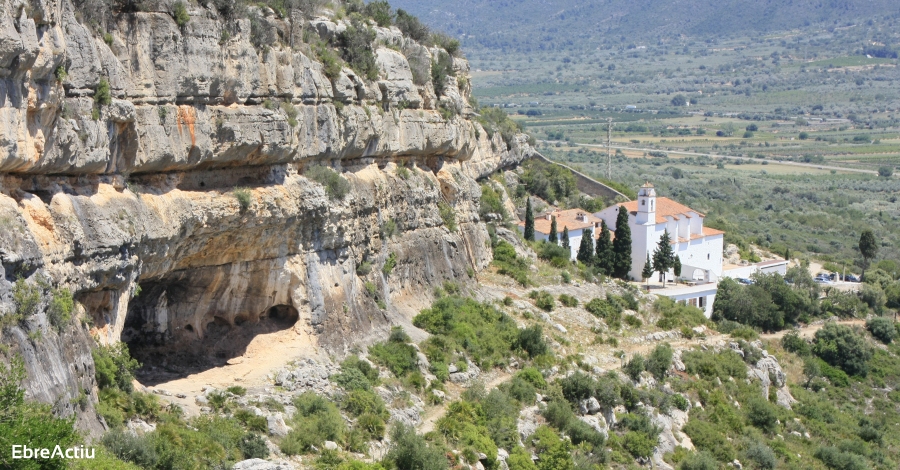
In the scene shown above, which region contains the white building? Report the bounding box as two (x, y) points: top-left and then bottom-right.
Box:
(594, 183), (725, 316)
(516, 209), (603, 260)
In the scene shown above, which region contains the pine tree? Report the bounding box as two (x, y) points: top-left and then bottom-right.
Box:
(612, 207), (632, 279)
(548, 216), (558, 243)
(642, 254), (654, 286)
(524, 198), (535, 242)
(652, 230), (676, 282)
(595, 220), (613, 274)
(577, 228), (594, 264)
(673, 255), (682, 284)
(561, 227), (570, 249)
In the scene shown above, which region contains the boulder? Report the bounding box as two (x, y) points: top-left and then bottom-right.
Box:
(267, 413), (291, 437)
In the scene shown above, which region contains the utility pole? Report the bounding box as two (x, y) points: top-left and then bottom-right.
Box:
(607, 117), (612, 179)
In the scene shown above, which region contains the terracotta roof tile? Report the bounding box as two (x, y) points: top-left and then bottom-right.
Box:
(517, 208), (602, 235)
(618, 197), (705, 224)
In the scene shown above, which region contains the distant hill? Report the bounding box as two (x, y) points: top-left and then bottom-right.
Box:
(389, 0), (900, 52)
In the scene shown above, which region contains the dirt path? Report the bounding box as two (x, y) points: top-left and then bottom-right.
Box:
(136, 326), (319, 415)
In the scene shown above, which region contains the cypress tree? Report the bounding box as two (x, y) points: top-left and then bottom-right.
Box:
(561, 227), (570, 249)
(642, 254), (654, 286)
(612, 207), (632, 279)
(548, 216), (558, 243)
(652, 230), (675, 282)
(595, 220), (613, 274)
(673, 255), (682, 284)
(524, 198), (535, 241)
(577, 228), (594, 264)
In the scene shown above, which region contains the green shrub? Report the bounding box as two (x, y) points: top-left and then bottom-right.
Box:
(516, 325), (548, 358)
(394, 9), (429, 42)
(356, 261), (373, 276)
(281, 392), (346, 454)
(655, 296), (706, 330)
(338, 19), (378, 80)
(678, 451), (718, 470)
(415, 296), (519, 369)
(334, 367), (373, 392)
(382, 252), (398, 275)
(682, 349), (747, 381)
(342, 389), (388, 419)
(316, 44), (343, 80)
(280, 101), (298, 127)
(306, 165), (351, 200)
(438, 201), (457, 232)
(54, 65), (68, 82)
(585, 296), (623, 329)
(682, 420), (735, 462)
(95, 78), (111, 105)
(781, 331), (811, 355)
(812, 322), (873, 377)
(369, 340), (418, 377)
(744, 442), (776, 469)
(866, 317), (897, 344)
(517, 367), (547, 388)
(12, 277), (41, 318)
(385, 423), (448, 470)
(102, 428), (159, 468)
(814, 446), (868, 470)
(47, 287), (74, 332)
(671, 394), (689, 412)
(625, 354), (645, 382)
(506, 376), (537, 404)
(380, 218), (398, 239)
(532, 290), (555, 311)
(646, 343), (673, 381)
(745, 397), (778, 432)
(730, 326), (759, 340)
(93, 343), (140, 392)
(238, 433), (269, 459)
(233, 187), (252, 212)
(492, 241), (531, 287)
(479, 184), (508, 220)
(558, 294), (578, 307)
(560, 371), (597, 403)
(226, 385), (247, 396)
(623, 430), (657, 458)
(624, 314), (643, 328)
(234, 408), (267, 433)
(172, 1), (190, 26)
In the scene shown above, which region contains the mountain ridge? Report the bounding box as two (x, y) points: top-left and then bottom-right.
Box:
(390, 0), (900, 52)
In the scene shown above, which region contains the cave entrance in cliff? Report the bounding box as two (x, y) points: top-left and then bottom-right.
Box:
(125, 283), (301, 387)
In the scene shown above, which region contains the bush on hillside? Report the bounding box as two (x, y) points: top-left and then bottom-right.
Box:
(812, 322), (873, 377)
(866, 317), (897, 344)
(306, 165), (351, 200)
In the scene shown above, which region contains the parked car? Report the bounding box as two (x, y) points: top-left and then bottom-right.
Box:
(736, 277), (754, 285)
(814, 276), (833, 284)
(845, 274), (860, 282)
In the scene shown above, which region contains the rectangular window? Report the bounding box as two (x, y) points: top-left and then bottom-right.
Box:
(698, 297), (706, 308)
(688, 298), (698, 307)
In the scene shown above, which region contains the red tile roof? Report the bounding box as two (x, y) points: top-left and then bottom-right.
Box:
(618, 197), (705, 224)
(517, 208), (601, 235)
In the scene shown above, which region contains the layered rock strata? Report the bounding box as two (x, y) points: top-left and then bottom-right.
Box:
(0, 0), (535, 432)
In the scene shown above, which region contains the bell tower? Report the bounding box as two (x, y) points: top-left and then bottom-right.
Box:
(636, 182), (656, 225)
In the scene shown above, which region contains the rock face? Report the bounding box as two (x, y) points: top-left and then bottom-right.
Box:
(0, 0), (530, 433)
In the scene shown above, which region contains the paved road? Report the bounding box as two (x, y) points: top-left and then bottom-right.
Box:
(562, 142), (881, 176)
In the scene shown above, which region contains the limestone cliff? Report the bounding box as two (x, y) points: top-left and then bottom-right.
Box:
(0, 0), (534, 433)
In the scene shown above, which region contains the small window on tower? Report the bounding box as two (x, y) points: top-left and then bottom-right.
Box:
(642, 200), (645, 206)
(708, 253), (710, 260)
